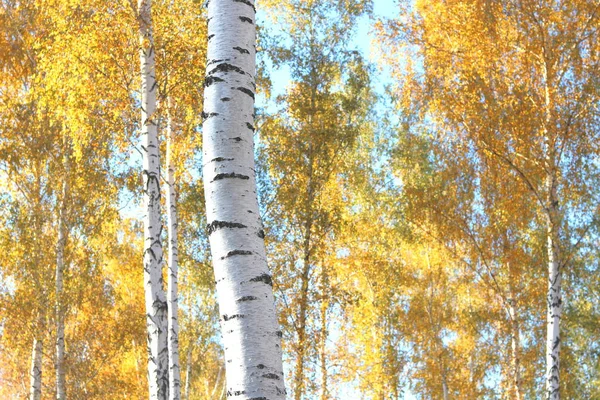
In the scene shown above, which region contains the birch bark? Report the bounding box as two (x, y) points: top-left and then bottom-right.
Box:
(508, 300), (522, 400)
(139, 0), (169, 398)
(545, 171), (561, 400)
(542, 58), (561, 400)
(29, 334), (43, 400)
(166, 103), (181, 400)
(55, 163), (69, 400)
(202, 0), (285, 398)
(183, 347), (191, 400)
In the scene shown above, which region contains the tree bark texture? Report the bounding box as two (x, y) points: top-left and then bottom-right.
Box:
(542, 57), (561, 400)
(202, 0), (285, 398)
(545, 172), (561, 400)
(29, 334), (43, 400)
(184, 347), (191, 400)
(139, 0), (168, 398)
(55, 164), (69, 400)
(166, 103), (181, 400)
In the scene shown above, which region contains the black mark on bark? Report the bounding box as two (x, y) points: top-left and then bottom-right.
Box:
(204, 76), (225, 87)
(201, 112), (219, 120)
(222, 314), (245, 321)
(249, 273), (272, 286)
(262, 373), (280, 380)
(237, 296), (258, 302)
(213, 172), (249, 181)
(239, 16), (253, 24)
(233, 0), (256, 12)
(236, 87), (255, 99)
(208, 63), (247, 76)
(207, 220), (247, 234)
(221, 250), (253, 260)
(233, 46), (250, 54)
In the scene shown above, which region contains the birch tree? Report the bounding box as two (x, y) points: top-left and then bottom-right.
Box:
(259, 1), (372, 397)
(202, 0), (285, 398)
(380, 1), (600, 397)
(55, 151), (70, 400)
(165, 102), (181, 400)
(138, 0), (169, 397)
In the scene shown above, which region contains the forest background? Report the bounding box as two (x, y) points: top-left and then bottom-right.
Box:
(0, 0), (599, 399)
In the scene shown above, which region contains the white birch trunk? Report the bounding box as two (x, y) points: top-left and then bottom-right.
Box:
(55, 167), (68, 400)
(139, 0), (168, 398)
(202, 0), (285, 398)
(545, 172), (561, 400)
(441, 364), (449, 400)
(29, 335), (43, 400)
(319, 265), (328, 400)
(507, 282), (523, 400)
(542, 58), (561, 400)
(166, 104), (181, 400)
(184, 347), (191, 400)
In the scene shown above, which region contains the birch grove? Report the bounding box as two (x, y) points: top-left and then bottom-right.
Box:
(1, 0), (599, 399)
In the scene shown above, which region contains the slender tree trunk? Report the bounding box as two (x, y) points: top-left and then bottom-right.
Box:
(55, 163), (69, 400)
(29, 327), (43, 400)
(202, 0), (285, 398)
(319, 264), (328, 400)
(210, 366), (223, 399)
(507, 271), (523, 400)
(139, 0), (168, 398)
(294, 215), (312, 400)
(184, 347), (191, 400)
(509, 303), (523, 400)
(541, 57), (561, 400)
(545, 172), (561, 400)
(441, 361), (449, 400)
(294, 141), (315, 400)
(166, 102), (181, 400)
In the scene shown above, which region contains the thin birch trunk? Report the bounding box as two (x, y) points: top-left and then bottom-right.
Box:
(507, 269), (523, 400)
(441, 361), (449, 400)
(139, 0), (168, 398)
(294, 141), (314, 400)
(202, 0), (285, 398)
(545, 171), (561, 400)
(210, 366), (223, 399)
(184, 347), (191, 400)
(166, 102), (181, 400)
(55, 162), (69, 400)
(542, 57), (561, 400)
(29, 333), (43, 400)
(294, 214), (311, 400)
(509, 301), (523, 400)
(319, 264), (328, 400)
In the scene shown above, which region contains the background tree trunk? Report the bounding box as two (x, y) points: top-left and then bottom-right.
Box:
(166, 101), (181, 400)
(139, 0), (168, 398)
(55, 159), (69, 400)
(29, 332), (43, 400)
